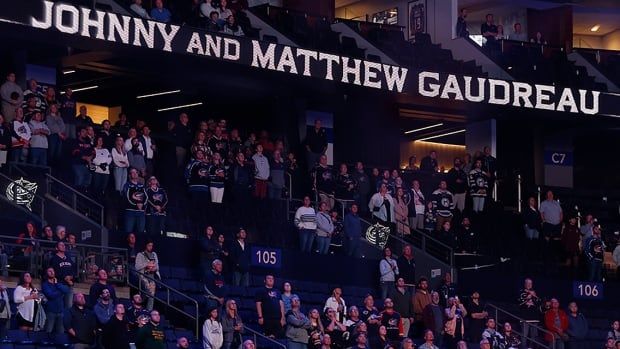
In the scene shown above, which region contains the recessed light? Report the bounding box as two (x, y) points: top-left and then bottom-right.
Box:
(157, 102), (203, 112)
(136, 89), (181, 99)
(62, 70), (76, 75)
(590, 25), (600, 32)
(404, 123), (444, 134)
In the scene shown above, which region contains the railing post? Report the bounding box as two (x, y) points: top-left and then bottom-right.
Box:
(537, 186), (541, 205)
(517, 174), (522, 213)
(72, 192), (77, 211)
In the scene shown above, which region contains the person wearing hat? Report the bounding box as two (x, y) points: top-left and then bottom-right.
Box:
(229, 228), (251, 287)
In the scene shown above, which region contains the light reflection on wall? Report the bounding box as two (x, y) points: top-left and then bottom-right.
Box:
(400, 140), (466, 171)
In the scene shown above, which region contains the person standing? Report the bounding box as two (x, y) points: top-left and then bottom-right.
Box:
(369, 183), (395, 228)
(88, 269), (118, 307)
(455, 8), (469, 38)
(566, 302), (588, 349)
(313, 155), (335, 210)
(222, 299), (244, 349)
(255, 275), (285, 338)
(10, 108), (31, 163)
(145, 176), (168, 236)
(352, 162), (370, 214)
(27, 111), (50, 165)
(252, 144), (270, 200)
(413, 277), (432, 336)
(64, 293), (97, 349)
(112, 136), (130, 193)
(295, 196), (317, 253)
(0, 72), (23, 122)
(42, 267), (71, 335)
(584, 225), (605, 282)
(229, 228), (251, 287)
(172, 112), (192, 168)
(408, 180), (426, 230)
(136, 309), (166, 349)
(0, 279), (10, 339)
(420, 151), (439, 172)
(444, 297), (468, 349)
(343, 204), (362, 257)
(71, 127), (94, 191)
(389, 278), (413, 338)
(59, 88), (76, 138)
(91, 135), (112, 200)
(379, 247), (399, 300)
(135, 241), (160, 311)
(448, 158), (468, 213)
(544, 299), (569, 349)
(139, 126), (156, 178)
(103, 304), (131, 349)
(203, 307), (224, 349)
(46, 104), (66, 165)
(423, 292), (445, 348)
(305, 119), (327, 172)
(123, 168), (147, 234)
(48, 241), (75, 309)
(315, 202), (334, 255)
(468, 159), (489, 213)
(431, 181), (455, 230)
(286, 295), (311, 349)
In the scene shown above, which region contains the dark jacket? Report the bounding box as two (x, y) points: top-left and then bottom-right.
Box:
(389, 288), (413, 318)
(229, 240), (251, 273)
(523, 207), (542, 230)
(103, 315), (131, 349)
(567, 313), (588, 341)
(64, 305), (97, 344)
(396, 255), (416, 285)
(0, 123), (11, 151)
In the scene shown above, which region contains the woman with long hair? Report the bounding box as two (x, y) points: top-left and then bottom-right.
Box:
(307, 308), (324, 349)
(222, 299), (244, 349)
(282, 282), (299, 313)
(203, 307), (223, 349)
(111, 136), (129, 193)
(91, 135), (112, 199)
(14, 272), (40, 331)
(191, 130), (209, 158)
(394, 187), (410, 236)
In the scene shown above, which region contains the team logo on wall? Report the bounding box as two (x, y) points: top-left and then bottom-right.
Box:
(6, 177), (38, 210)
(366, 223), (390, 248)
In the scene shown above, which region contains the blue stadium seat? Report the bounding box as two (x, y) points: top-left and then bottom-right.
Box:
(13, 344), (35, 349)
(0, 343), (13, 349)
(5, 331), (27, 344)
(164, 330), (176, 342)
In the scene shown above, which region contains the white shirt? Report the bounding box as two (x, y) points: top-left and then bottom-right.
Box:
(12, 120), (31, 142)
(324, 296), (347, 321)
(130, 4), (150, 19)
(142, 136), (154, 159)
(112, 148), (129, 168)
(14, 285), (36, 322)
(93, 148), (112, 174)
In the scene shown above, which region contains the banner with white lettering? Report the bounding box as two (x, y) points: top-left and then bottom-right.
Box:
(0, 0), (617, 116)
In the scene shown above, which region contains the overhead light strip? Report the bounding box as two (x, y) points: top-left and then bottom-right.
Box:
(417, 129), (466, 141)
(62, 70), (76, 75)
(60, 85), (99, 94)
(137, 89), (182, 99)
(404, 123), (444, 134)
(157, 102), (203, 112)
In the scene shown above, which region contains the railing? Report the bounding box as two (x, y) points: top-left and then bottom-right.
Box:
(243, 325), (287, 349)
(45, 174), (104, 227)
(0, 234), (127, 282)
(128, 269), (200, 339)
(359, 216), (455, 275)
(0, 171), (46, 223)
(486, 303), (555, 349)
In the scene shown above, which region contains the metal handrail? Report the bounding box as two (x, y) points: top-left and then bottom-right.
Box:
(0, 234), (128, 281)
(45, 173), (104, 227)
(285, 172), (292, 201)
(128, 269), (200, 339)
(359, 216), (455, 277)
(242, 325), (286, 349)
(486, 303), (555, 349)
